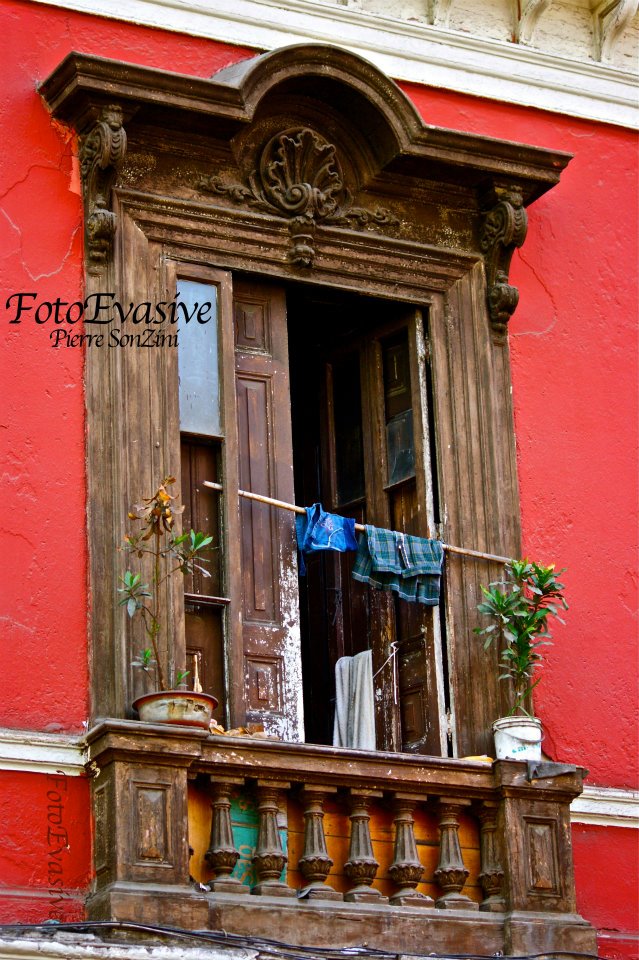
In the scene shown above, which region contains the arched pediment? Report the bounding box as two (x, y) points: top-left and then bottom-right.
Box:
(39, 44), (571, 332)
(210, 43), (424, 171)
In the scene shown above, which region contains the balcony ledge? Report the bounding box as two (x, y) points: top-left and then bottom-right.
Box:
(86, 718), (586, 801)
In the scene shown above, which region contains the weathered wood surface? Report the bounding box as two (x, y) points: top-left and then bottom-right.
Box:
(87, 722), (595, 954)
(61, 49), (550, 745)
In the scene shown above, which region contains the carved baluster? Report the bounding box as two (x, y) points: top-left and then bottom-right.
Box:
(298, 786), (342, 900)
(388, 794), (433, 907)
(433, 799), (478, 910)
(205, 777), (248, 894)
(251, 781), (296, 897)
(344, 790), (388, 903)
(477, 800), (505, 912)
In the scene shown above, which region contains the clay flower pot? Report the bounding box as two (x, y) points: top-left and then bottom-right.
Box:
(132, 690), (218, 729)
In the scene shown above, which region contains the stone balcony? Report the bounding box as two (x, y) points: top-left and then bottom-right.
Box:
(86, 720), (597, 956)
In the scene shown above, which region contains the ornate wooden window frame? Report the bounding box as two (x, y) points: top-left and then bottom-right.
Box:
(39, 44), (571, 755)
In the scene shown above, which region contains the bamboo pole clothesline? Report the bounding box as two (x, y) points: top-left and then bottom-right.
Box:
(203, 480), (512, 565)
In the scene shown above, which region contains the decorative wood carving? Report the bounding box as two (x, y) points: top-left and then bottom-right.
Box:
(199, 126), (398, 266)
(134, 784), (171, 863)
(40, 49), (571, 738)
(38, 49), (580, 939)
(344, 790), (388, 902)
(477, 800), (506, 912)
(85, 723), (597, 952)
(433, 799), (478, 910)
(479, 187), (528, 337)
(206, 778), (248, 894)
(79, 105), (127, 274)
(251, 781), (296, 897)
(260, 127), (346, 219)
(524, 817), (561, 896)
(298, 787), (342, 900)
(288, 216), (316, 267)
(388, 794), (433, 907)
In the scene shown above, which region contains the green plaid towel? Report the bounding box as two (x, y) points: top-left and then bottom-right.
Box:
(352, 525), (444, 604)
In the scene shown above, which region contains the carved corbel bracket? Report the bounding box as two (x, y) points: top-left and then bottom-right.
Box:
(593, 0), (639, 61)
(426, 0), (454, 27)
(80, 104), (127, 275)
(516, 0), (554, 44)
(479, 187), (528, 338)
(198, 126), (398, 269)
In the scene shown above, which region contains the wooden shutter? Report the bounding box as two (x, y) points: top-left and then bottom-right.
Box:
(363, 312), (446, 755)
(232, 277), (304, 741)
(395, 312), (446, 755)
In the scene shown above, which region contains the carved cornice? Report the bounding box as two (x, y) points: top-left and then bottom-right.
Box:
(199, 126), (399, 266)
(40, 50), (571, 312)
(79, 105), (127, 275)
(479, 187), (528, 337)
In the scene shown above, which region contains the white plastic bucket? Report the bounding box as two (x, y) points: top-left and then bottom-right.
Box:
(492, 716), (543, 762)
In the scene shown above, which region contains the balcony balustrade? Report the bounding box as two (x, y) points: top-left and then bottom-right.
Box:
(86, 720), (597, 956)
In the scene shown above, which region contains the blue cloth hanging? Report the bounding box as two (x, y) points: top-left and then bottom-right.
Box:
(295, 503), (358, 575)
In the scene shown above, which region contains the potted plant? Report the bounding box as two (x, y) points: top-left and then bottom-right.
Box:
(475, 559), (567, 761)
(118, 476), (218, 729)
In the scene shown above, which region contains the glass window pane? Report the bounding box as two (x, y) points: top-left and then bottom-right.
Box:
(386, 409), (415, 485)
(382, 331), (415, 486)
(177, 279), (221, 436)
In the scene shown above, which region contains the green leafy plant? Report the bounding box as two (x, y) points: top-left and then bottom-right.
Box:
(118, 476), (213, 691)
(475, 559), (568, 717)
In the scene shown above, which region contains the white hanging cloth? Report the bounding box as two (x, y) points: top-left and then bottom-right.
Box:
(333, 650), (376, 751)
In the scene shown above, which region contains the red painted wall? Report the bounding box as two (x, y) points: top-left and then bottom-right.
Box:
(573, 825), (639, 960)
(402, 82), (639, 792)
(0, 0), (636, 940)
(0, 769), (90, 922)
(0, 0), (253, 733)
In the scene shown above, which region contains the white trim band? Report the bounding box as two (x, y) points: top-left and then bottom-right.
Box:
(29, 0), (639, 129)
(570, 785), (639, 828)
(0, 729), (85, 776)
(0, 934), (254, 960)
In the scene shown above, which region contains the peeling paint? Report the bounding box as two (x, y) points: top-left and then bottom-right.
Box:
(275, 551), (305, 743)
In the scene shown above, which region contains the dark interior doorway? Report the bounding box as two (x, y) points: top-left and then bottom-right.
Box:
(287, 284), (445, 753)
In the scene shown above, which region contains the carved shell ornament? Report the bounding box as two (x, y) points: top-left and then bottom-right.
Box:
(260, 127), (345, 219)
(199, 126), (398, 267)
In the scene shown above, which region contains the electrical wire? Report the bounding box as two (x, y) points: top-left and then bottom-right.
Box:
(0, 920), (604, 960)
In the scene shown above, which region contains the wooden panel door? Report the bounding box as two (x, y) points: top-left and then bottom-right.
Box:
(366, 315), (445, 756)
(233, 277), (304, 742)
